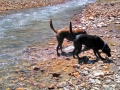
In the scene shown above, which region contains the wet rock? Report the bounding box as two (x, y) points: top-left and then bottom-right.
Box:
(91, 87), (100, 90)
(110, 64), (118, 72)
(116, 62), (120, 66)
(95, 79), (101, 84)
(116, 35), (120, 38)
(73, 64), (80, 68)
(64, 46), (74, 52)
(111, 43), (116, 46)
(57, 82), (68, 88)
(115, 79), (120, 83)
(111, 84), (116, 89)
(48, 42), (55, 45)
(65, 57), (70, 60)
(97, 23), (102, 28)
(63, 86), (70, 90)
(103, 85), (113, 90)
(72, 72), (80, 78)
(15, 87), (25, 90)
(114, 21), (120, 24)
(89, 16), (94, 20)
(52, 73), (61, 77)
(109, 17), (115, 21)
(38, 84), (47, 89)
(105, 79), (112, 84)
(41, 69), (45, 73)
(82, 70), (89, 76)
(93, 70), (104, 77)
(48, 84), (55, 89)
(80, 82), (87, 88)
(116, 84), (120, 89)
(89, 78), (95, 84)
(106, 35), (110, 38)
(6, 88), (12, 90)
(97, 22), (107, 28)
(32, 66), (40, 71)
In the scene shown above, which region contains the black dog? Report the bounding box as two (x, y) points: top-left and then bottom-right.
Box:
(70, 22), (111, 64)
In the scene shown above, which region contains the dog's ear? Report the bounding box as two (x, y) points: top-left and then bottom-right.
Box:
(69, 22), (75, 38)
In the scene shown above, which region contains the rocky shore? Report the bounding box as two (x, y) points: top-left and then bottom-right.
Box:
(2, 0), (120, 90)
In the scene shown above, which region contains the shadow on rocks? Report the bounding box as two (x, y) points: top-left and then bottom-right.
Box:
(78, 56), (114, 64)
(60, 51), (114, 64)
(61, 51), (73, 57)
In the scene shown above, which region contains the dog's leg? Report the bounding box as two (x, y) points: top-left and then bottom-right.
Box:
(56, 37), (64, 56)
(93, 50), (100, 61)
(74, 48), (82, 64)
(73, 45), (83, 64)
(56, 43), (62, 56)
(56, 45), (60, 56)
(73, 41), (81, 58)
(96, 51), (105, 60)
(73, 48), (76, 58)
(75, 43), (82, 64)
(93, 50), (105, 61)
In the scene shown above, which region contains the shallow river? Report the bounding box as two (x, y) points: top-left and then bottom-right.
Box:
(0, 0), (96, 84)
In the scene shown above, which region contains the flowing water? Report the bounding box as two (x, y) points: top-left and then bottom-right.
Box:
(0, 0), (96, 85)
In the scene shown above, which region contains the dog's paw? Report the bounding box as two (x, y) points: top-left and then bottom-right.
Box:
(57, 53), (60, 56)
(103, 57), (114, 63)
(78, 58), (83, 64)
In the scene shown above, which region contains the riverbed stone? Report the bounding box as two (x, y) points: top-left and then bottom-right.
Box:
(15, 87), (25, 90)
(116, 84), (120, 89)
(103, 85), (113, 90)
(97, 22), (107, 28)
(114, 21), (120, 24)
(93, 70), (104, 77)
(82, 70), (89, 76)
(89, 16), (94, 20)
(73, 64), (80, 68)
(48, 84), (55, 89)
(92, 86), (100, 90)
(80, 82), (87, 88)
(32, 66), (40, 71)
(52, 73), (61, 77)
(95, 79), (101, 84)
(89, 78), (95, 84)
(6, 88), (12, 90)
(57, 82), (68, 88)
(105, 79), (112, 84)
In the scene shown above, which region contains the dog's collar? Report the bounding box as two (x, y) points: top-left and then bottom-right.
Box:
(102, 42), (106, 50)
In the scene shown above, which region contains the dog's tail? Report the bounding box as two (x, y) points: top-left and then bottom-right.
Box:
(70, 22), (75, 39)
(50, 19), (57, 33)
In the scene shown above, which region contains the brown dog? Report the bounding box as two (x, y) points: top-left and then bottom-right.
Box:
(50, 19), (87, 56)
